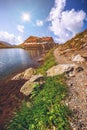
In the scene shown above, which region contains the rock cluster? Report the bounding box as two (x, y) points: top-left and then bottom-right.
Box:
(12, 68), (44, 96)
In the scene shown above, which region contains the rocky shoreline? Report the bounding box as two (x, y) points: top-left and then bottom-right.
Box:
(0, 53), (45, 129)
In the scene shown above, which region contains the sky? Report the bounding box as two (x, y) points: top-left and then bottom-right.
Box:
(0, 0), (87, 45)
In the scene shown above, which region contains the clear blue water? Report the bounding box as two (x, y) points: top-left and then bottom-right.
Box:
(0, 48), (41, 79)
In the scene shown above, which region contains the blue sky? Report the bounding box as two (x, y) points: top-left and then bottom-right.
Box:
(0, 0), (87, 44)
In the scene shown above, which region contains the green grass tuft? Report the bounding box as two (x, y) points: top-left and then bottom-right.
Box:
(36, 49), (57, 75)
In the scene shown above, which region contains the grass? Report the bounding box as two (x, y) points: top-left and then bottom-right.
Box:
(36, 49), (57, 75)
(6, 49), (71, 130)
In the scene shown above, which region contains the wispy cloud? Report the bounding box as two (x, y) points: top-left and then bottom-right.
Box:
(36, 20), (43, 26)
(0, 31), (23, 45)
(48, 0), (87, 43)
(17, 25), (24, 33)
(21, 12), (31, 22)
(17, 36), (23, 44)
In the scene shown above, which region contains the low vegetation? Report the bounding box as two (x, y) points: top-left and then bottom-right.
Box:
(36, 49), (57, 75)
(7, 49), (71, 130)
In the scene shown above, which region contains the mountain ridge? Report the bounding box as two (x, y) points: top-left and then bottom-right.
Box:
(62, 29), (87, 50)
(0, 41), (11, 48)
(20, 36), (56, 50)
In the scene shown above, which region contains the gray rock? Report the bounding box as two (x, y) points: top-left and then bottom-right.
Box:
(20, 81), (39, 96)
(23, 68), (35, 79)
(11, 72), (24, 80)
(47, 64), (76, 77)
(12, 67), (35, 80)
(72, 54), (85, 63)
(29, 74), (43, 82)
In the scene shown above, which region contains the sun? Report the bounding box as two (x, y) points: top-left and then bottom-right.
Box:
(21, 12), (31, 22)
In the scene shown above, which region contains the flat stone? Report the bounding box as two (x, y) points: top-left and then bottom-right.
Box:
(20, 81), (38, 96)
(47, 64), (76, 77)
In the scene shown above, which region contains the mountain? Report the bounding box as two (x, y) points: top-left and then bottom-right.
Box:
(0, 41), (11, 48)
(20, 36), (56, 50)
(62, 29), (87, 50)
(24, 36), (54, 43)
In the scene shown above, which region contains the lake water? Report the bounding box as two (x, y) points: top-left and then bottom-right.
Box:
(0, 48), (42, 80)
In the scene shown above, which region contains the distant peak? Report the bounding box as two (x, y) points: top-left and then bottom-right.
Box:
(24, 36), (54, 43)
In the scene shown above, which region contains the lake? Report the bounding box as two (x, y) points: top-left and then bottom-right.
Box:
(0, 48), (42, 80)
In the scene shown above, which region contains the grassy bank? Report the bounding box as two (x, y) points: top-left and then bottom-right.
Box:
(7, 49), (71, 130)
(36, 49), (57, 75)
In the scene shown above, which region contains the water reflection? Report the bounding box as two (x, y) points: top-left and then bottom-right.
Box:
(0, 48), (42, 79)
(26, 49), (42, 59)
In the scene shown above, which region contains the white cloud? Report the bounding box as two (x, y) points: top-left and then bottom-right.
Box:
(17, 25), (24, 33)
(36, 20), (43, 26)
(0, 31), (23, 45)
(17, 36), (23, 44)
(21, 12), (31, 22)
(48, 0), (87, 43)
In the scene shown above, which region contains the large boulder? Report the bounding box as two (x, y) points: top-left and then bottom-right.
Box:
(23, 68), (35, 79)
(47, 64), (76, 77)
(20, 81), (38, 96)
(72, 54), (85, 63)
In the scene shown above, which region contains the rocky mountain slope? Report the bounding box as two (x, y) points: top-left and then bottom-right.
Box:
(20, 36), (56, 50)
(61, 29), (87, 50)
(54, 29), (87, 130)
(0, 41), (11, 48)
